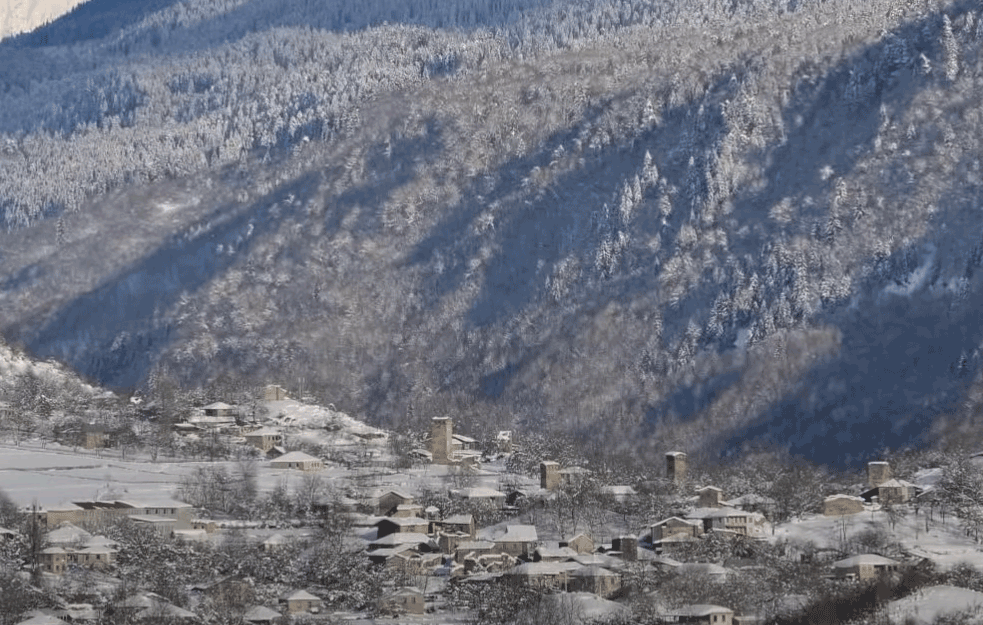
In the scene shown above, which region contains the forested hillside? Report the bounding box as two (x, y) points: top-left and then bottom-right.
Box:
(2, 0), (983, 467)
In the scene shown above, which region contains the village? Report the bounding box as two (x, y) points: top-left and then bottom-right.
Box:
(4, 386), (983, 625)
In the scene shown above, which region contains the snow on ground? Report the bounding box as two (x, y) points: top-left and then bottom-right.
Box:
(773, 506), (983, 571)
(884, 585), (983, 625)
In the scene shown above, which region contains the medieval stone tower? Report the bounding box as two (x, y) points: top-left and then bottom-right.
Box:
(430, 417), (453, 464)
(541, 461), (561, 490)
(666, 451), (687, 484)
(867, 461), (892, 488)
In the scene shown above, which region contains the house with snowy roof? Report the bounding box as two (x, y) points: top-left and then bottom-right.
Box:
(269, 451), (323, 472)
(280, 590), (323, 614)
(242, 428), (283, 452)
(243, 606), (283, 625)
(661, 604), (734, 625)
(832, 554), (902, 581)
(489, 524), (539, 559)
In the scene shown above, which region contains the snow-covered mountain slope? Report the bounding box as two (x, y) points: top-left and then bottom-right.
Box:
(3, 0), (983, 466)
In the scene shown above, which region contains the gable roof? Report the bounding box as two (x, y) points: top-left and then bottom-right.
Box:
(243, 606), (281, 622)
(244, 428), (281, 437)
(496, 525), (538, 542)
(833, 554), (900, 568)
(202, 402), (233, 410)
(285, 590), (321, 602)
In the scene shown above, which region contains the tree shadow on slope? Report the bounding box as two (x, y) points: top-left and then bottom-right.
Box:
(22, 171), (322, 389)
(639, 1), (983, 460)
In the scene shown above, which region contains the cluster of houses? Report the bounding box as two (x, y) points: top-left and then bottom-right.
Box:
(1, 407), (928, 625)
(822, 461), (918, 516)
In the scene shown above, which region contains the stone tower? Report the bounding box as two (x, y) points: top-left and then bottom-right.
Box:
(541, 461), (561, 490)
(613, 535), (638, 562)
(430, 417), (453, 464)
(867, 461), (892, 488)
(666, 451), (687, 484)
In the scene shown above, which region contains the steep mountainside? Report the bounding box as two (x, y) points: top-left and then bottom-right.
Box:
(2, 0), (983, 466)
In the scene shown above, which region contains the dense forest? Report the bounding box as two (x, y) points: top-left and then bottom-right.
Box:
(2, 0), (983, 467)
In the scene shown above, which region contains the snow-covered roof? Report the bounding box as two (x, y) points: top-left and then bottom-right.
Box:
(652, 516), (702, 527)
(600, 485), (637, 496)
(669, 604), (734, 617)
(16, 615), (70, 625)
(724, 493), (776, 506)
(243, 606), (282, 622)
(375, 516), (429, 527)
(452, 434), (478, 443)
(244, 428), (281, 437)
(451, 487), (505, 499)
(886, 585), (983, 625)
(370, 533), (435, 547)
(202, 402), (233, 410)
(47, 523), (91, 544)
(572, 554), (621, 568)
(825, 494), (864, 502)
(285, 590), (321, 602)
(456, 541), (495, 551)
(510, 561), (581, 576)
(833, 554), (899, 568)
(495, 525), (538, 543)
(572, 565), (618, 577)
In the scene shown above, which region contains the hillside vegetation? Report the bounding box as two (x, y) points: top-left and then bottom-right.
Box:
(2, 0), (983, 466)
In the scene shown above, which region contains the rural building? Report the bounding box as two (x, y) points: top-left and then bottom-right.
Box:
(243, 606), (283, 625)
(600, 485), (637, 502)
(867, 461), (892, 488)
(40, 547), (68, 574)
(430, 417), (453, 464)
(492, 525), (539, 559)
(202, 402), (236, 417)
(263, 384), (289, 401)
(262, 534), (289, 552)
(559, 466), (592, 488)
(392, 503), (426, 518)
(378, 587), (425, 615)
(270, 451), (323, 471)
(832, 554), (901, 581)
(663, 604), (734, 625)
(375, 517), (430, 538)
(541, 461), (561, 490)
(723, 494), (776, 515)
(437, 514), (476, 538)
(452, 434), (479, 452)
(68, 545), (116, 569)
(450, 487), (506, 508)
(495, 430), (513, 453)
(534, 545), (579, 562)
(652, 517), (705, 541)
(823, 495), (865, 516)
(861, 479), (915, 505)
(571, 565), (622, 598)
(455, 540), (497, 563)
(612, 535), (638, 561)
(115, 592), (198, 621)
(667, 451), (688, 484)
(507, 561), (581, 591)
(280, 590), (323, 614)
(81, 423), (107, 449)
(698, 487), (725, 508)
(243, 428), (283, 452)
(562, 533), (595, 555)
(368, 489), (415, 516)
(687, 508), (770, 537)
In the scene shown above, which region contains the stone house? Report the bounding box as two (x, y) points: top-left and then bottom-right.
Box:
(455, 540), (497, 563)
(652, 517), (705, 541)
(243, 606), (283, 625)
(68, 545), (115, 570)
(452, 434), (479, 452)
(378, 587), (425, 615)
(375, 517), (430, 539)
(687, 508), (770, 537)
(507, 562), (581, 591)
(243, 428), (283, 452)
(269, 451), (322, 472)
(436, 514), (476, 539)
(202, 402), (236, 417)
(823, 495), (865, 516)
(280, 590), (322, 614)
(534, 545), (579, 562)
(832, 554), (901, 581)
(561, 533), (595, 555)
(450, 487), (506, 508)
(392, 504), (426, 519)
(40, 547), (68, 574)
(571, 566), (622, 597)
(559, 466), (592, 488)
(368, 489), (415, 516)
(81, 423), (108, 450)
(492, 525), (539, 559)
(697, 487), (725, 508)
(861, 479), (914, 505)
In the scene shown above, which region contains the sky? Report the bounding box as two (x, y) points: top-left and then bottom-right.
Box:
(0, 0), (86, 38)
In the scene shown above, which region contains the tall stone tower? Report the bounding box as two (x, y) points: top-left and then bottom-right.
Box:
(541, 461), (561, 490)
(666, 451), (687, 484)
(613, 535), (638, 562)
(867, 461), (892, 488)
(430, 417), (453, 464)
